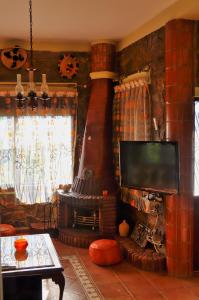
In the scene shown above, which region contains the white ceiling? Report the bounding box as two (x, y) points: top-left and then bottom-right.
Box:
(0, 0), (198, 51)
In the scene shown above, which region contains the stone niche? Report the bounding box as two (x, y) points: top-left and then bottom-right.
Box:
(117, 191), (166, 272)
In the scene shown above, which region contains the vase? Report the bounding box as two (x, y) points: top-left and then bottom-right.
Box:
(119, 220), (129, 237)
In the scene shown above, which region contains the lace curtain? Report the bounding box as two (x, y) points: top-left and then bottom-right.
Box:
(0, 90), (77, 204)
(112, 78), (151, 204)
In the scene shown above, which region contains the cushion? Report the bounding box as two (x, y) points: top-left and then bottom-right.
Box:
(89, 239), (122, 266)
(0, 224), (16, 236)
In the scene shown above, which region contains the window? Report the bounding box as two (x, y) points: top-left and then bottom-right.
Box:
(194, 100), (199, 196)
(0, 116), (72, 203)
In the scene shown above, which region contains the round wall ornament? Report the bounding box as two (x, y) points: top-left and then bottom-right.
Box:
(1, 45), (27, 70)
(58, 54), (79, 79)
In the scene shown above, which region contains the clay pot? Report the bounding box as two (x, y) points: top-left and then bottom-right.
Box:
(14, 238), (28, 251)
(102, 190), (108, 197)
(119, 220), (129, 237)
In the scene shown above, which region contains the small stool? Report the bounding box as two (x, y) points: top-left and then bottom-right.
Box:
(89, 239), (122, 266)
(0, 224), (16, 236)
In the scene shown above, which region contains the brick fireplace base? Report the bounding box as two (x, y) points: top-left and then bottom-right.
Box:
(59, 228), (166, 272)
(116, 236), (166, 272)
(58, 192), (117, 248)
(59, 228), (109, 248)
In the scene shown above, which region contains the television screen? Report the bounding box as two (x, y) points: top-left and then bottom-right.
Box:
(119, 141), (179, 194)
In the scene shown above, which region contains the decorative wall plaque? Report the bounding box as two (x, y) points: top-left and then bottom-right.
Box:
(58, 54), (79, 79)
(1, 46), (27, 70)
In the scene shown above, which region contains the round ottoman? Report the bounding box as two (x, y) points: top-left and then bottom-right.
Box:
(0, 224), (16, 236)
(89, 239), (122, 266)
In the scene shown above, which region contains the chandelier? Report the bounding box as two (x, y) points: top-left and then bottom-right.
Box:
(15, 0), (50, 110)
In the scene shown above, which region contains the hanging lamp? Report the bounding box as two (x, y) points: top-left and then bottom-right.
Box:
(15, 0), (50, 110)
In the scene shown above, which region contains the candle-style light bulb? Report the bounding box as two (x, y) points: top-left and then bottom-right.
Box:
(40, 74), (50, 108)
(40, 74), (49, 96)
(15, 74), (26, 109)
(27, 69), (36, 93)
(27, 69), (38, 110)
(15, 74), (24, 96)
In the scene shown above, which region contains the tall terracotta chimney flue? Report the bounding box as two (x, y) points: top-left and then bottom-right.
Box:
(71, 41), (117, 196)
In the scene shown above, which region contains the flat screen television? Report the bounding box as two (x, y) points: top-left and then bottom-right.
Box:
(119, 141), (179, 194)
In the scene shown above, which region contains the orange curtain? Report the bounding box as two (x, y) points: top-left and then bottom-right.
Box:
(113, 79), (151, 205)
(120, 80), (151, 141)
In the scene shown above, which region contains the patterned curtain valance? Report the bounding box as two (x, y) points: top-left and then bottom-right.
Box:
(0, 89), (78, 117)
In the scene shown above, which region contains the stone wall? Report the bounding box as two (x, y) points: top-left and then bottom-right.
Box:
(117, 27), (166, 231)
(0, 190), (54, 229)
(118, 27), (166, 141)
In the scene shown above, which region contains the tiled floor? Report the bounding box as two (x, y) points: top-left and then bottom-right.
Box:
(46, 238), (199, 300)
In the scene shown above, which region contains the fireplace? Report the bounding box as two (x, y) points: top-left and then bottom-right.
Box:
(58, 41), (118, 247)
(58, 192), (117, 247)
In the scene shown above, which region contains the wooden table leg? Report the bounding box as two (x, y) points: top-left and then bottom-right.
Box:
(52, 272), (65, 300)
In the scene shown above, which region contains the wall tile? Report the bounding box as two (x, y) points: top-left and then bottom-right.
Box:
(165, 19), (194, 277)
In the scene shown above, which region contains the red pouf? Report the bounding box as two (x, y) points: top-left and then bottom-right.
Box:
(0, 224), (16, 236)
(89, 239), (122, 266)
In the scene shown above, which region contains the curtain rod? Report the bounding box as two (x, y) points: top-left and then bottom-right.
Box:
(0, 82), (87, 88)
(121, 71), (151, 84)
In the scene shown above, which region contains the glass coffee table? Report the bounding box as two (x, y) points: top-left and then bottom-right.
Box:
(1, 233), (65, 300)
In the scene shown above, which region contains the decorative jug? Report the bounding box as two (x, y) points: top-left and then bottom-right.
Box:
(119, 220), (129, 237)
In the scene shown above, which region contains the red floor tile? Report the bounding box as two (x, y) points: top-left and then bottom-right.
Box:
(47, 238), (199, 300)
(162, 287), (199, 300)
(96, 281), (132, 299)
